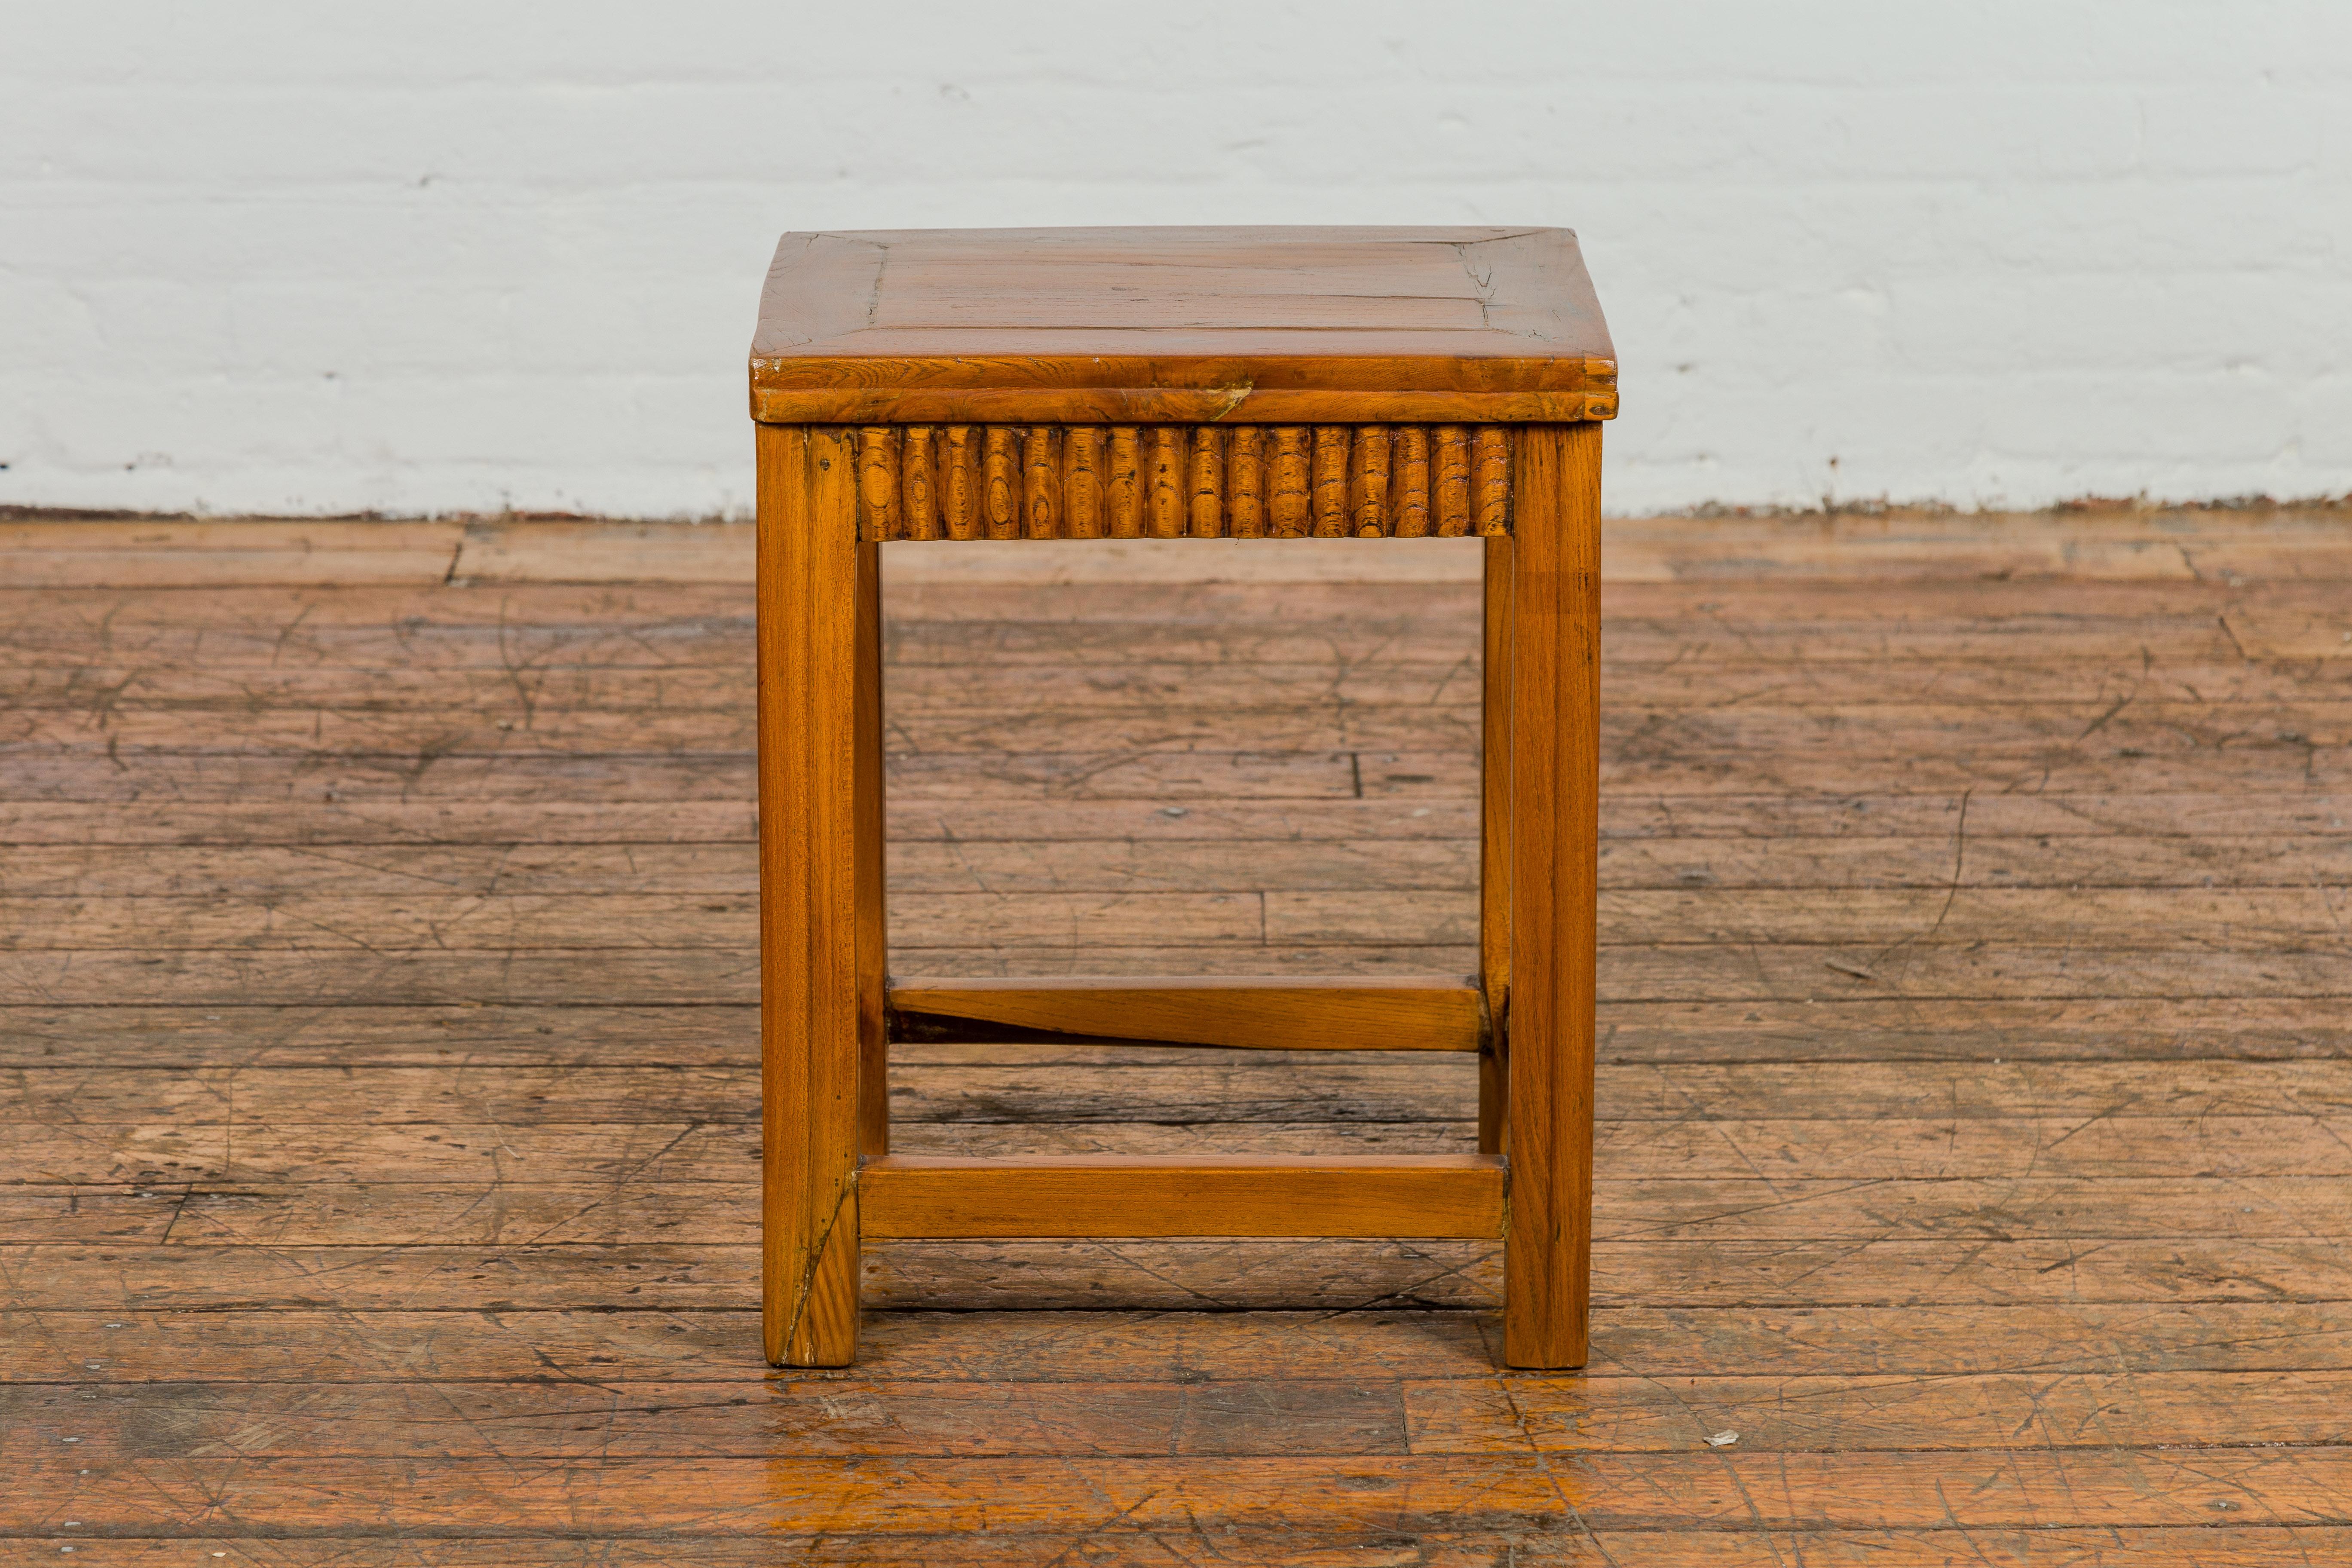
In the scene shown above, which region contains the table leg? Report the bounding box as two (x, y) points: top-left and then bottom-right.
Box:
(1504, 422), (1602, 1370)
(854, 538), (888, 1158)
(1479, 532), (1513, 1157)
(758, 424), (866, 1367)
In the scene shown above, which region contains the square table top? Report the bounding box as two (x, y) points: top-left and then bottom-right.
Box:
(749, 226), (1615, 425)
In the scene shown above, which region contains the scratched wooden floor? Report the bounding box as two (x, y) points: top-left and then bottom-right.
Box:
(4, 508), (2350, 1565)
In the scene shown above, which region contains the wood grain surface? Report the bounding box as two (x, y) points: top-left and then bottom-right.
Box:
(861, 1154), (1506, 1239)
(4, 509), (2349, 1560)
(851, 424), (1509, 540)
(749, 227), (1617, 424)
(888, 976), (1483, 1052)
(1502, 422), (1601, 1367)
(753, 427), (865, 1365)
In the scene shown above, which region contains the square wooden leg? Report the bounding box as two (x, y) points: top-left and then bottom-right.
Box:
(758, 425), (873, 1367)
(1479, 533), (1513, 1158)
(853, 535), (888, 1160)
(1502, 422), (1602, 1370)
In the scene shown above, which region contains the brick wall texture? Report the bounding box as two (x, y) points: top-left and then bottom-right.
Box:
(5, 1), (2348, 517)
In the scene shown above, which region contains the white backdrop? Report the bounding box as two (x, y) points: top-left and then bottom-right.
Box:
(6, 1), (2347, 518)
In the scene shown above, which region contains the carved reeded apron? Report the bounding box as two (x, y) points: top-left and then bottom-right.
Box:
(749, 227), (1614, 1369)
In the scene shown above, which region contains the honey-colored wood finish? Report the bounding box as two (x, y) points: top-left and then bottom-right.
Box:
(1393, 426), (1431, 538)
(983, 427), (1019, 541)
(1022, 426), (1060, 541)
(897, 426), (939, 542)
(1271, 427), (1311, 535)
(1230, 426), (1267, 537)
(854, 425), (1506, 541)
(1436, 426), (1474, 537)
(1503, 423), (1603, 1368)
(942, 425), (980, 539)
(889, 977), (1483, 1054)
(853, 540), (887, 1157)
(1148, 426), (1185, 539)
(863, 1154), (1506, 1239)
(758, 228), (1611, 1373)
(752, 228), (1617, 424)
(755, 426), (867, 1366)
(854, 427), (899, 545)
(1063, 426), (1103, 539)
(1479, 533), (1515, 1157)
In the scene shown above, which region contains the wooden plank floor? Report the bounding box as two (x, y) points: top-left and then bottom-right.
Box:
(4, 508), (2350, 1565)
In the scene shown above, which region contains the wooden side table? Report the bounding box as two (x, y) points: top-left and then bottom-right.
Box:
(750, 227), (1615, 1369)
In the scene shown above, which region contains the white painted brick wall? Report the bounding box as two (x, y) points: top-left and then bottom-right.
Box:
(6, 1), (2347, 517)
